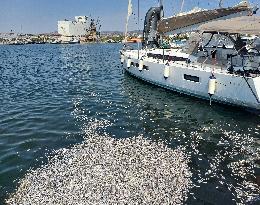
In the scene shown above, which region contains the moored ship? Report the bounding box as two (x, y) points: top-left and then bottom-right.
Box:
(121, 1), (260, 113)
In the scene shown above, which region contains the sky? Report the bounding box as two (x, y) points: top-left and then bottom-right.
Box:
(0, 0), (259, 34)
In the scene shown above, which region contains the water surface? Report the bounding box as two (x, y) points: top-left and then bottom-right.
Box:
(0, 44), (259, 204)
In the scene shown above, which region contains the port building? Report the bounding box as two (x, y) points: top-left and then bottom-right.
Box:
(58, 16), (91, 37)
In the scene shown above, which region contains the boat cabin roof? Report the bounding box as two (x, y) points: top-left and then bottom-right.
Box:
(198, 16), (260, 35)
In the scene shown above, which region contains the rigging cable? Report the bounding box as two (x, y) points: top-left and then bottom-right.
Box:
(241, 63), (260, 104)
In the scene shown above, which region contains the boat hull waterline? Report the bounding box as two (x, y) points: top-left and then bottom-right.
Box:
(121, 52), (260, 113)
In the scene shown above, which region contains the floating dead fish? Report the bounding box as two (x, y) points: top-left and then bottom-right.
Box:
(6, 121), (193, 205)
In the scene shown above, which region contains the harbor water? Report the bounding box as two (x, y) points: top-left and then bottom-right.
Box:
(0, 44), (259, 204)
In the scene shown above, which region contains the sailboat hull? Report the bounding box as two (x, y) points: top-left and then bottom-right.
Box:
(122, 53), (260, 113)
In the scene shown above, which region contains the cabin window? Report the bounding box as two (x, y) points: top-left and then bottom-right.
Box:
(147, 53), (187, 62)
(211, 50), (217, 59)
(136, 63), (139, 67)
(131, 62), (135, 66)
(184, 74), (200, 82)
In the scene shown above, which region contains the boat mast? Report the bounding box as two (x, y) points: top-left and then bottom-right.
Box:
(159, 0), (163, 7)
(158, 0), (164, 47)
(138, 0), (140, 59)
(180, 0), (185, 13)
(159, 0), (164, 17)
(219, 0), (223, 8)
(124, 0), (133, 44)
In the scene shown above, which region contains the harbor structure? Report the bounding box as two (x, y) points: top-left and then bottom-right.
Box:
(58, 16), (91, 37)
(58, 16), (100, 43)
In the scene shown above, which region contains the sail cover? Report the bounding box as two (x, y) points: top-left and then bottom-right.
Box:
(198, 16), (260, 35)
(157, 4), (253, 34)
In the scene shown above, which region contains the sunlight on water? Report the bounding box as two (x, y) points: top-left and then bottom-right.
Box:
(0, 44), (259, 204)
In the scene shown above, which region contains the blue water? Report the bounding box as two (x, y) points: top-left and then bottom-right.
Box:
(0, 44), (259, 204)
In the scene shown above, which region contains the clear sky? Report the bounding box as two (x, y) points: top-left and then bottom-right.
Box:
(0, 0), (259, 34)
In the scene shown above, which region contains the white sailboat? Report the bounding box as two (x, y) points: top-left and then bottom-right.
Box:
(121, 1), (260, 113)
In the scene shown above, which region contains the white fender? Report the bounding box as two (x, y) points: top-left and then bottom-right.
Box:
(127, 58), (131, 68)
(139, 58), (144, 71)
(164, 63), (170, 79)
(121, 55), (124, 64)
(208, 76), (217, 95)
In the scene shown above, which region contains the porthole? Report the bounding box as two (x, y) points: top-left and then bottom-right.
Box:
(143, 65), (149, 70)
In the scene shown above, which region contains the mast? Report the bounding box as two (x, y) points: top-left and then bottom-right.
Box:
(180, 0), (185, 13)
(124, 0), (133, 44)
(137, 0), (140, 59)
(159, 0), (163, 7)
(219, 0), (223, 8)
(159, 0), (164, 17)
(159, 0), (164, 46)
